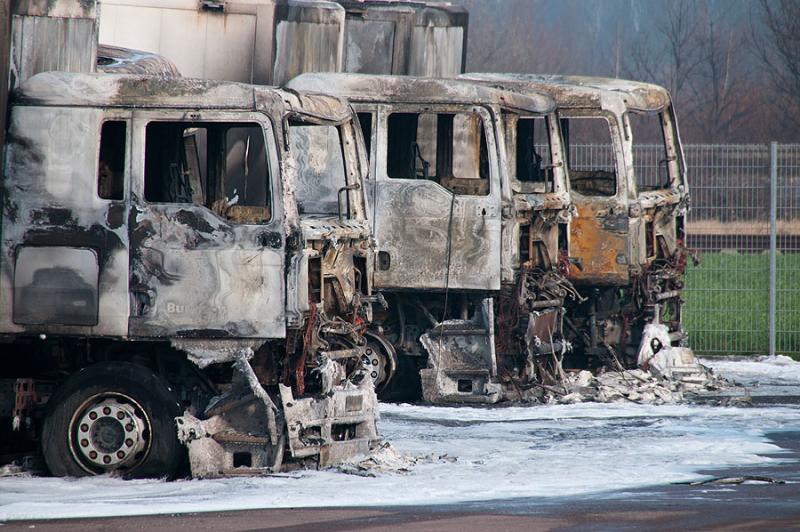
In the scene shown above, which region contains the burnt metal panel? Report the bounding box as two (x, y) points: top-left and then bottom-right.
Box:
(11, 0), (96, 18)
(370, 104), (502, 292)
(99, 0), (345, 86)
(463, 73), (671, 114)
(10, 0), (98, 88)
(0, 106), (130, 336)
(0, 0), (9, 172)
(271, 2), (344, 86)
(127, 111), (286, 339)
(568, 200), (630, 285)
(286, 73), (554, 115)
(338, 1), (468, 76)
(13, 247), (99, 326)
(97, 44), (181, 76)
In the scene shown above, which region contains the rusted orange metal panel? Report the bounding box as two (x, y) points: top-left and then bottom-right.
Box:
(568, 201), (629, 285)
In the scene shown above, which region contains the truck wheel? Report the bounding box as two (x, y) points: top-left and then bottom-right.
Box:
(364, 330), (397, 397)
(380, 353), (423, 403)
(41, 361), (183, 479)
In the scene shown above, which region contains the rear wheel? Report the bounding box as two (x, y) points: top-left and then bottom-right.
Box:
(42, 361), (183, 478)
(364, 331), (397, 397)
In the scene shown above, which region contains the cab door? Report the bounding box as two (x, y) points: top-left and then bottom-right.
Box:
(128, 111), (286, 338)
(371, 105), (502, 291)
(560, 111), (630, 285)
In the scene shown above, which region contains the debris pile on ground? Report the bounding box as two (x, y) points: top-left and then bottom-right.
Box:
(551, 364), (724, 405)
(0, 455), (44, 477)
(0, 463), (27, 477)
(332, 441), (456, 477)
(530, 324), (730, 405)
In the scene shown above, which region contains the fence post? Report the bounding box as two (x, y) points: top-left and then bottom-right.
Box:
(770, 141), (778, 357)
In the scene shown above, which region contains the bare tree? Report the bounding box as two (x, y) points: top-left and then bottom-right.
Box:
(622, 0), (704, 117)
(752, 0), (800, 129)
(691, 4), (753, 141)
(658, 0), (704, 102)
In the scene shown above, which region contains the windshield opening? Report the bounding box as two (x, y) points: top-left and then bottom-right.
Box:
(512, 115), (556, 193)
(290, 123), (349, 216)
(628, 111), (674, 191)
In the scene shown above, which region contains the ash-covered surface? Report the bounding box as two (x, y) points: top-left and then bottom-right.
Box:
(2, 356), (800, 521)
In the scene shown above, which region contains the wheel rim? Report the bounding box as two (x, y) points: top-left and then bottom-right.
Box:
(363, 344), (387, 387)
(67, 392), (152, 475)
(362, 332), (397, 393)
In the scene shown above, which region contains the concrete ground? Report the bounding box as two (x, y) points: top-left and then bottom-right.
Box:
(4, 431), (799, 532)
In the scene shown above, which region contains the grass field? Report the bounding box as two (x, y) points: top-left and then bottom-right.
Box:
(683, 252), (800, 356)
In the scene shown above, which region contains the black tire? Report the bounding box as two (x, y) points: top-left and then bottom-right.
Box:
(380, 353), (423, 403)
(41, 361), (183, 479)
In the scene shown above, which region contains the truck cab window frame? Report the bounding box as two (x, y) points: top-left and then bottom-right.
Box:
(559, 114), (619, 197)
(625, 110), (676, 193)
(142, 119), (273, 225)
(97, 120), (127, 201)
(384, 108), (491, 197)
(507, 113), (559, 194)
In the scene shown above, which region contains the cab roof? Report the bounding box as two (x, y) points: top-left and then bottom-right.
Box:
(13, 72), (354, 122)
(287, 73), (555, 114)
(462, 73), (672, 113)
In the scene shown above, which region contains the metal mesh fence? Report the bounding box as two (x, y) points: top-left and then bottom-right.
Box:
(682, 145), (771, 355)
(566, 143), (800, 356)
(776, 145), (800, 355)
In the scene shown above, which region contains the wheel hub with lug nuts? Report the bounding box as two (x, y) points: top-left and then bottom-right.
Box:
(71, 395), (150, 472)
(363, 345), (386, 386)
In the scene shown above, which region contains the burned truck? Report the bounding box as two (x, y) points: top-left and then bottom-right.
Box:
(287, 73), (574, 403)
(0, 72), (380, 478)
(464, 74), (693, 372)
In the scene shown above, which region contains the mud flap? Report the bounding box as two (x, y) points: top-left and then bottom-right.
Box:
(419, 298), (502, 404)
(279, 376), (379, 467)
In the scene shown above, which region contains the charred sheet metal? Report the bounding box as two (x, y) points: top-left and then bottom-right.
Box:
(339, 0), (468, 76)
(176, 352), (283, 478)
(10, 0), (98, 89)
(568, 201), (630, 285)
(12, 72), (356, 124)
(280, 377), (378, 467)
(419, 298), (502, 404)
(99, 0), (345, 86)
(0, 0), (10, 174)
(288, 73), (554, 114)
(97, 44), (181, 76)
(464, 73), (672, 115)
(0, 105), (129, 337)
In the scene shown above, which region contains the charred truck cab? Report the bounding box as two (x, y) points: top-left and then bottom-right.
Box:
(466, 74), (692, 371)
(0, 72), (379, 478)
(287, 73), (573, 404)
